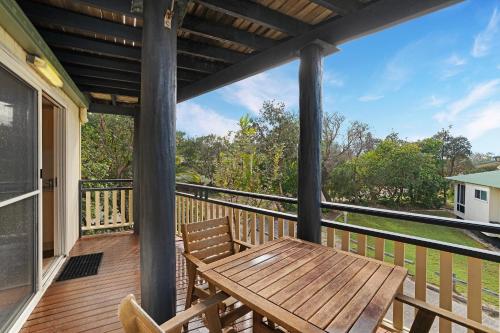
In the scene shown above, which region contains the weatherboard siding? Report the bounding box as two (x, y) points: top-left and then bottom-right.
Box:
(489, 188), (500, 223)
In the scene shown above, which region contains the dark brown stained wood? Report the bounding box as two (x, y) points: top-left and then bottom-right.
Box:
(268, 253), (354, 305)
(324, 265), (392, 332)
(246, 247), (330, 292)
(297, 42), (323, 243)
(138, 0), (177, 323)
(221, 241), (299, 276)
(308, 262), (380, 327)
(133, 115), (140, 235)
(231, 245), (315, 283)
(78, 84), (140, 97)
(349, 267), (407, 333)
(408, 310), (437, 333)
(200, 238), (290, 273)
(89, 103), (139, 116)
(199, 238), (407, 333)
(257, 251), (341, 299)
(291, 259), (368, 317)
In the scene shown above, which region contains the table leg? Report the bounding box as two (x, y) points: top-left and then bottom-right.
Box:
(252, 312), (275, 333)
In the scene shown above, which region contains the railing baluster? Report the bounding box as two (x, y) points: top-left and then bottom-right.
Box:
(288, 220), (295, 238)
(250, 213), (257, 245)
(120, 190), (126, 224)
(341, 230), (349, 252)
(278, 218), (284, 238)
(326, 228), (334, 248)
(393, 241), (405, 330)
(112, 190), (118, 225)
(357, 234), (367, 256)
(95, 191), (100, 227)
(128, 190), (133, 225)
(439, 251), (453, 333)
(234, 209), (240, 240)
(242, 211), (248, 242)
(259, 214), (265, 244)
(85, 191), (91, 230)
(374, 237), (384, 261)
(415, 246), (427, 305)
(104, 191), (109, 226)
(467, 257), (482, 332)
(268, 216), (275, 241)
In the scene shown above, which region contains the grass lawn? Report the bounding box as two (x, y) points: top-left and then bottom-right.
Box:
(331, 211), (499, 306)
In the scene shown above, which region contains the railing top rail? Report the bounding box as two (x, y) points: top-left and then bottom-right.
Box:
(80, 179), (133, 184)
(176, 191), (500, 263)
(81, 179), (500, 234)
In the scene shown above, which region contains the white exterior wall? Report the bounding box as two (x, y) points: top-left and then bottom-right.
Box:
(1, 25), (81, 332)
(464, 184), (490, 223)
(489, 188), (500, 223)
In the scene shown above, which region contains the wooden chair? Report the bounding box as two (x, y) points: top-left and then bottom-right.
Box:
(181, 216), (253, 312)
(396, 294), (496, 333)
(118, 292), (233, 333)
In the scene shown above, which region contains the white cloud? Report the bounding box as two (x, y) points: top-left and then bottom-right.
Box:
(434, 79), (500, 122)
(358, 94), (384, 102)
(177, 101), (238, 136)
(220, 72), (298, 114)
(462, 102), (500, 140)
(445, 54), (467, 66)
(472, 8), (500, 58)
(424, 95), (447, 108)
(324, 71), (344, 87)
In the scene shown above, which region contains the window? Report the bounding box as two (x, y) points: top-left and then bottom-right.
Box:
(474, 189), (487, 201)
(457, 184), (465, 213)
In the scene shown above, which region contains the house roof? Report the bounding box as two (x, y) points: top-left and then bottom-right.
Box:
(4, 0), (462, 115)
(446, 170), (500, 189)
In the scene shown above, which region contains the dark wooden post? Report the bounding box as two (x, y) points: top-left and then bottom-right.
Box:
(297, 42), (323, 243)
(133, 115), (140, 235)
(139, 0), (177, 322)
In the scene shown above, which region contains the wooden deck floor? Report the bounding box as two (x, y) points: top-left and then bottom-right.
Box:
(20, 233), (390, 333)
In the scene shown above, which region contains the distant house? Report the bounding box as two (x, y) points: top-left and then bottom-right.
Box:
(447, 170), (500, 223)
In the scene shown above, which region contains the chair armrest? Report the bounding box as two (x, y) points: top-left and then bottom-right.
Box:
(159, 292), (228, 332)
(182, 252), (207, 268)
(396, 294), (496, 333)
(233, 239), (254, 250)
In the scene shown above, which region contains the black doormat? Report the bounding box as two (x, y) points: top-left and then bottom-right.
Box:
(57, 252), (103, 281)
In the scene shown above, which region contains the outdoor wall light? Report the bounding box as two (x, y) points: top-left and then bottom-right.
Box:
(26, 54), (63, 88)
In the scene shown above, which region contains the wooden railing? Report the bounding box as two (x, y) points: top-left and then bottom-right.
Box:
(176, 183), (500, 333)
(79, 179), (134, 235)
(79, 180), (500, 331)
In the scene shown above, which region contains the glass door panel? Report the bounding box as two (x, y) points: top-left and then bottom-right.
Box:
(0, 65), (38, 332)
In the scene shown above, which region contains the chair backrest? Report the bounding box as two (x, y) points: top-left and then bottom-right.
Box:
(119, 294), (163, 333)
(181, 216), (235, 263)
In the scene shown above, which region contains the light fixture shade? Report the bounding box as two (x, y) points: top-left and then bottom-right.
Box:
(26, 54), (63, 88)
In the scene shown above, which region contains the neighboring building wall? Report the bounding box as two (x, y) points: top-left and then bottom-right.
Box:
(489, 188), (500, 223)
(0, 24), (81, 332)
(464, 184), (490, 223)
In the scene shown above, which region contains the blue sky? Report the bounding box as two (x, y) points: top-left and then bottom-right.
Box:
(177, 1), (500, 154)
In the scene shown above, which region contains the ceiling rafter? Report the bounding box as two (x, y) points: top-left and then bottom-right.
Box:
(193, 0), (310, 36)
(308, 0), (362, 16)
(89, 102), (139, 117)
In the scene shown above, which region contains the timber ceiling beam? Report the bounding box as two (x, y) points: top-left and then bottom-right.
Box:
(63, 64), (140, 83)
(178, 0), (462, 102)
(41, 29), (244, 64)
(89, 102), (139, 117)
(193, 0), (310, 35)
(73, 76), (141, 91)
(79, 84), (140, 97)
(54, 49), (225, 74)
(19, 0), (276, 51)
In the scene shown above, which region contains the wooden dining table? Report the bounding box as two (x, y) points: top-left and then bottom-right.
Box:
(198, 236), (407, 333)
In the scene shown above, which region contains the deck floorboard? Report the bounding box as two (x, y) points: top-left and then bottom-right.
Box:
(20, 233), (389, 333)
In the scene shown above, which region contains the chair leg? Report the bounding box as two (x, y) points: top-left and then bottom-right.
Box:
(409, 309), (436, 333)
(185, 262), (197, 311)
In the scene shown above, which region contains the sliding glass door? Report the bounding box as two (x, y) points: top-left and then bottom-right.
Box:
(0, 65), (38, 332)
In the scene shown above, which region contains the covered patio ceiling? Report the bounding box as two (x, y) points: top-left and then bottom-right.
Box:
(16, 0), (461, 116)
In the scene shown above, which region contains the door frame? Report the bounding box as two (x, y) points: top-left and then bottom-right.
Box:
(40, 93), (67, 281)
